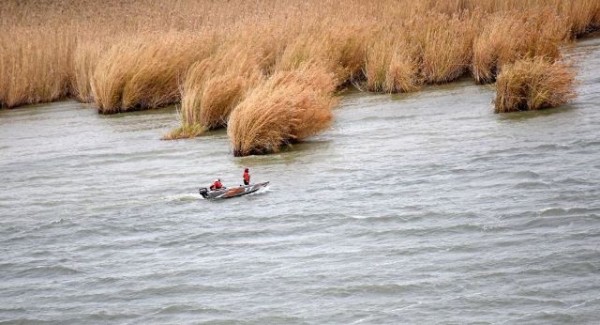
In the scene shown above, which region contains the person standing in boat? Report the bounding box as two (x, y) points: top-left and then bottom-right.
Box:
(243, 168), (251, 185)
(210, 178), (223, 190)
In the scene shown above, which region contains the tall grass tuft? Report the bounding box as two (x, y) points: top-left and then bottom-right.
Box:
(162, 121), (206, 140)
(91, 32), (214, 114)
(72, 40), (113, 103)
(323, 27), (369, 84)
(227, 65), (337, 156)
(557, 0), (600, 36)
(364, 35), (421, 93)
(169, 41), (266, 139)
(413, 13), (476, 84)
(0, 27), (74, 108)
(472, 10), (568, 84)
(494, 57), (576, 113)
(273, 27), (368, 85)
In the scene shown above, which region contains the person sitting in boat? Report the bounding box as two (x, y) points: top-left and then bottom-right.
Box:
(243, 168), (251, 186)
(210, 178), (224, 191)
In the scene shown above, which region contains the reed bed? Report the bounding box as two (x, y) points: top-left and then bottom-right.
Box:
(2, 0), (600, 154)
(495, 58), (576, 113)
(172, 24), (367, 139)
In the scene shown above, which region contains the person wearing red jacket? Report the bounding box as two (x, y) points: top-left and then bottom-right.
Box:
(243, 168), (251, 185)
(210, 178), (224, 191)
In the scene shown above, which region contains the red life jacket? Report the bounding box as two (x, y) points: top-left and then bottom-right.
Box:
(211, 181), (222, 190)
(243, 171), (250, 183)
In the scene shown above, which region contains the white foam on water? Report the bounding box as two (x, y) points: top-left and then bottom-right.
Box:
(163, 193), (203, 202)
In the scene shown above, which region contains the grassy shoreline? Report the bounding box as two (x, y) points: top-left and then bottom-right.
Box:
(1, 0), (599, 155)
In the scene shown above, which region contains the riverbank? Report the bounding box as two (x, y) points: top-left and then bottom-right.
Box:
(1, 0), (599, 155)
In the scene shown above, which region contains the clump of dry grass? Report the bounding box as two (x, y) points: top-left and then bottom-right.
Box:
(494, 57), (576, 113)
(322, 27), (370, 84)
(412, 13), (477, 84)
(0, 27), (74, 108)
(72, 39), (114, 103)
(361, 13), (475, 91)
(557, 0), (600, 36)
(227, 64), (337, 156)
(472, 10), (569, 84)
(197, 74), (257, 126)
(91, 32), (216, 114)
(363, 34), (421, 93)
(273, 25), (369, 85)
(175, 42), (264, 135)
(162, 122), (206, 140)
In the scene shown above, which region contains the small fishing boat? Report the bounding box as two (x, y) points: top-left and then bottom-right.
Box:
(199, 181), (270, 200)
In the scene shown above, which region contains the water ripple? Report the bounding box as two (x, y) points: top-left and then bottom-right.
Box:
(1, 37), (599, 324)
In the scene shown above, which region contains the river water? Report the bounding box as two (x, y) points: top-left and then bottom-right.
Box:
(1, 37), (600, 324)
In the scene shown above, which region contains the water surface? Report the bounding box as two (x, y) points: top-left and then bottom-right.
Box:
(1, 37), (600, 324)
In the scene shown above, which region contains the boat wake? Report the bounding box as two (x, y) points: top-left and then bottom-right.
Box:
(163, 193), (202, 202)
(250, 184), (271, 196)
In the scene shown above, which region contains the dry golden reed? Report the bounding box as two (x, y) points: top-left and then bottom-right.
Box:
(91, 32), (215, 114)
(494, 58), (576, 113)
(0, 27), (74, 108)
(415, 13), (477, 84)
(363, 36), (421, 93)
(472, 10), (569, 84)
(175, 42), (265, 133)
(227, 65), (337, 156)
(72, 40), (113, 103)
(2, 0), (600, 155)
(161, 122), (206, 141)
(2, 0), (598, 110)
